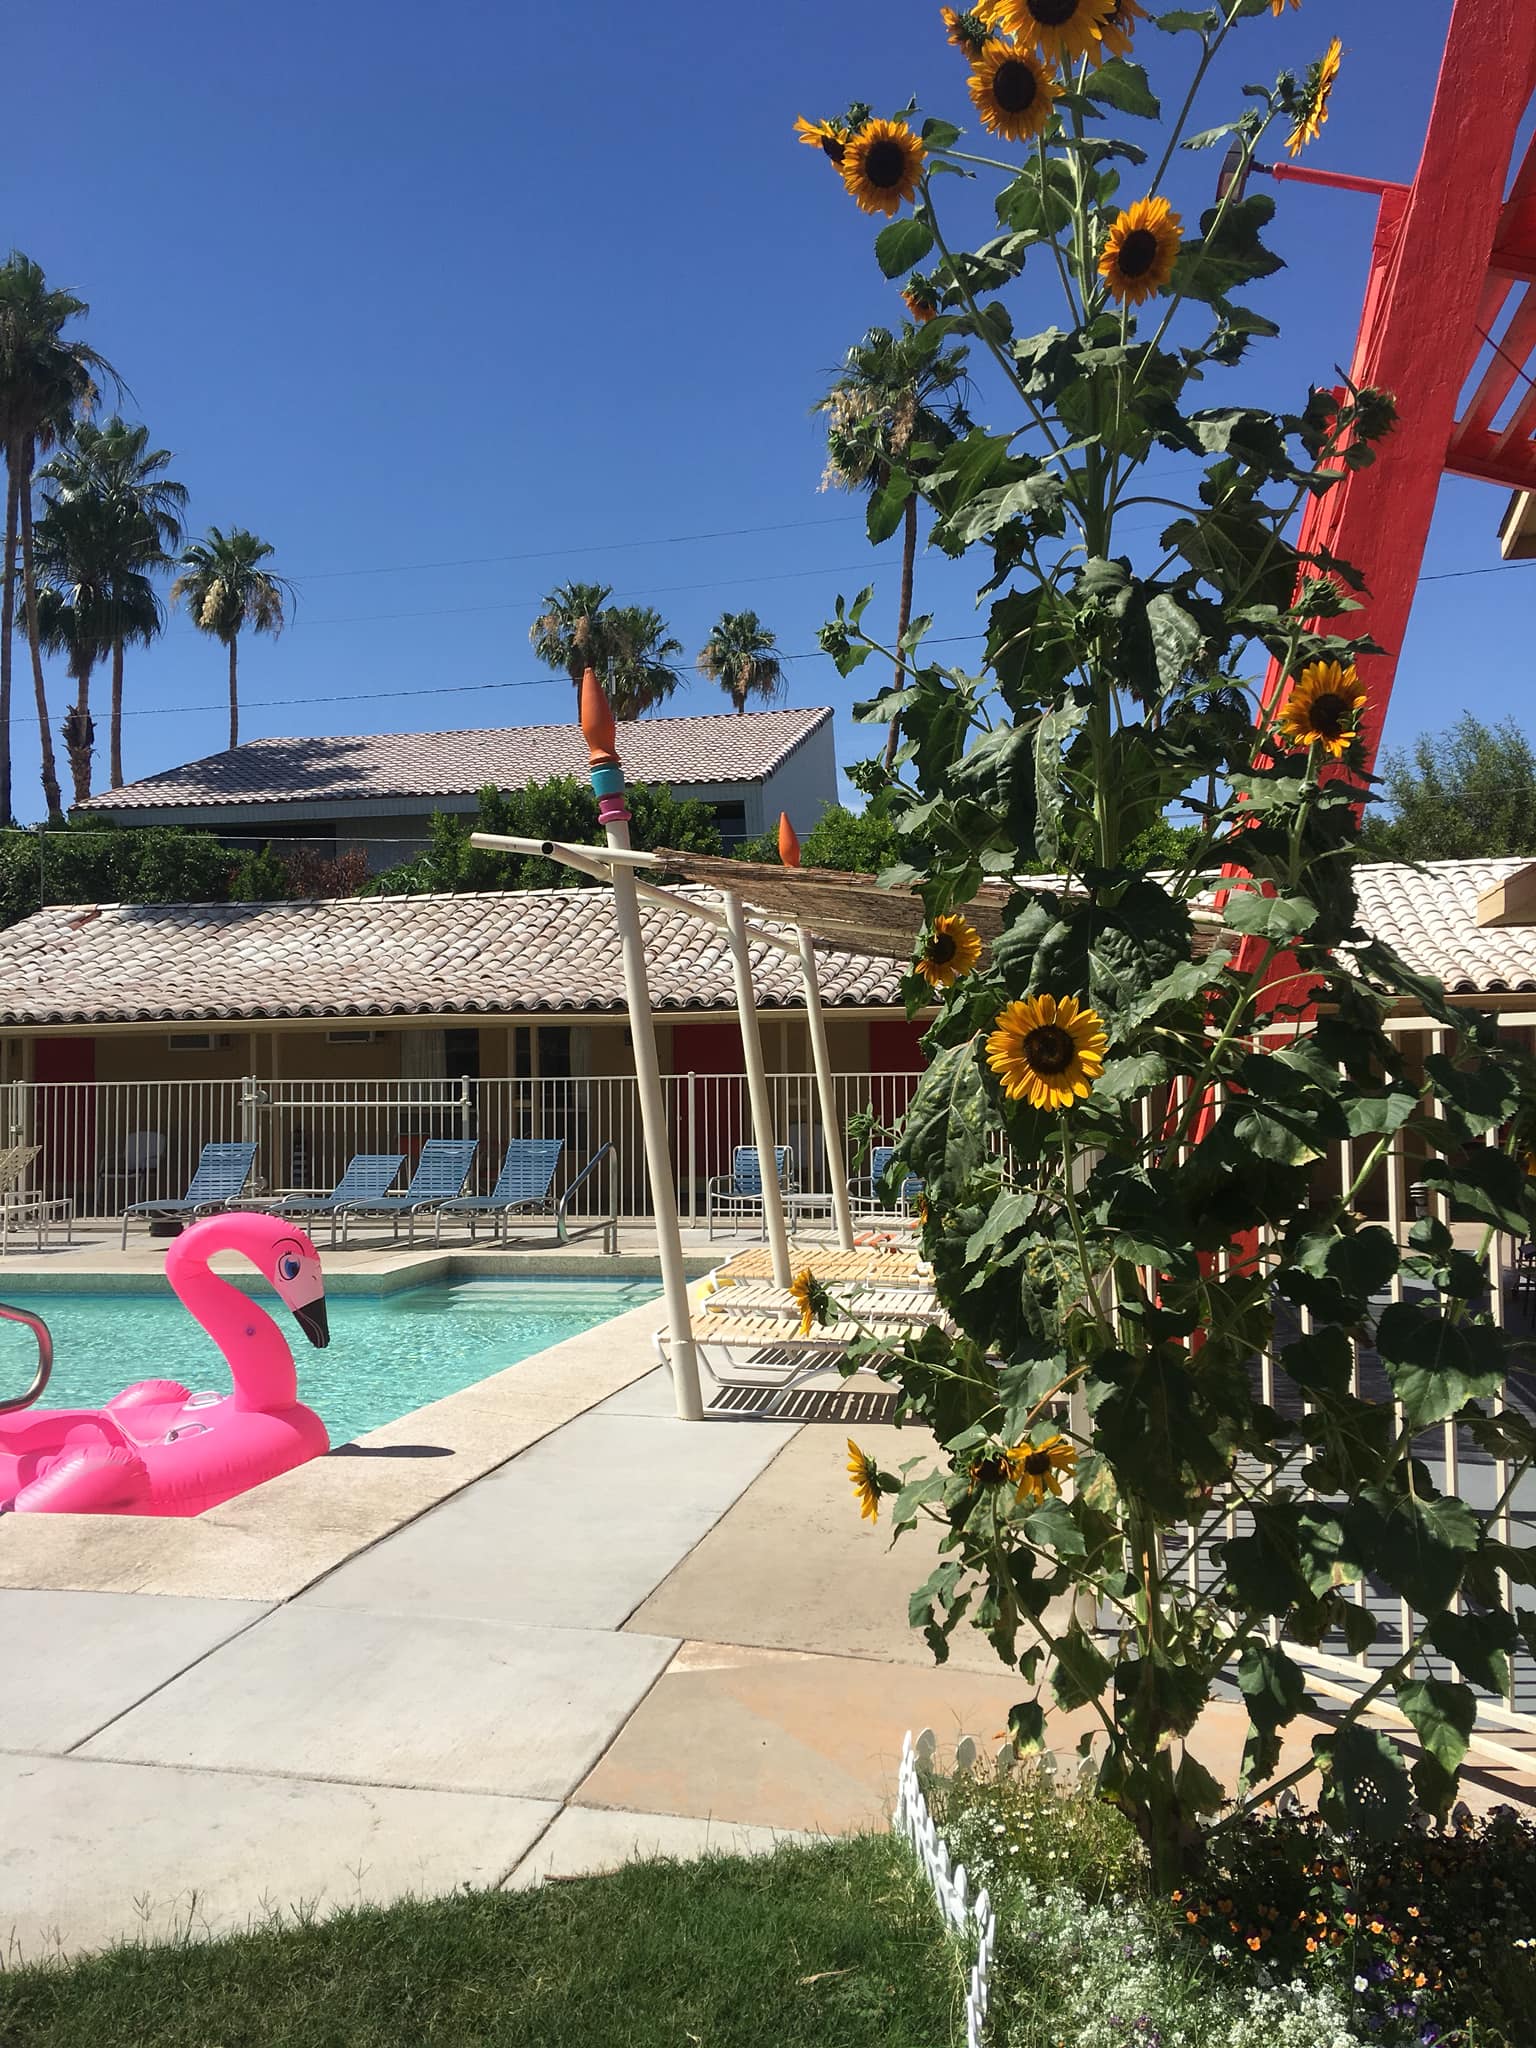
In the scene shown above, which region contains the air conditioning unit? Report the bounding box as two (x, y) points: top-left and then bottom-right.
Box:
(166, 1032), (234, 1052)
(326, 1029), (383, 1045)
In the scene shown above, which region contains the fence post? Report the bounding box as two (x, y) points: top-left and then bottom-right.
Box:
(458, 1074), (472, 1140)
(686, 1072), (697, 1226)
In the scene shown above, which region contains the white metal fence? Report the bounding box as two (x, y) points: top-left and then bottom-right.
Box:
(0, 1070), (924, 1224)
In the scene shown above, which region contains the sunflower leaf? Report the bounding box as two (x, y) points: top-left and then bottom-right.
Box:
(1155, 7), (1221, 30)
(921, 118), (961, 152)
(875, 216), (936, 280)
(1079, 59), (1160, 120)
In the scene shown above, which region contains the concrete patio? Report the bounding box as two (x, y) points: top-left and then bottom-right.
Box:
(2, 1254), (1533, 1965)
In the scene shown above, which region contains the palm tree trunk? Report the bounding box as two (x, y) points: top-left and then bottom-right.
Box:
(885, 493), (919, 772)
(227, 635), (239, 749)
(64, 659), (96, 805)
(18, 473), (63, 821)
(110, 637), (125, 788)
(0, 468), (16, 828)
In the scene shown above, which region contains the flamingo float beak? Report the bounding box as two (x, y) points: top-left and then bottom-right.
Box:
(292, 1296), (330, 1350)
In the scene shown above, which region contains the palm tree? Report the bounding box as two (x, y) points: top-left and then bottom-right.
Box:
(529, 583), (684, 719)
(171, 527), (292, 750)
(816, 324), (970, 768)
(696, 610), (786, 716)
(38, 418), (186, 789)
(0, 254), (118, 821)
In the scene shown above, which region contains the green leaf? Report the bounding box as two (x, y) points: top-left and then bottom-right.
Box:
(1356, 1488), (1479, 1616)
(1174, 1750), (1227, 1816)
(1009, 1698), (1046, 1753)
(1222, 889), (1317, 940)
(1155, 7), (1220, 27)
(1023, 1493), (1088, 1559)
(875, 216), (936, 280)
(1183, 122), (1242, 151)
(1145, 593), (1202, 696)
(1236, 1641), (1306, 1790)
(1315, 1723), (1411, 1845)
(866, 469), (914, 546)
(1396, 1675), (1475, 1818)
(1417, 1147), (1529, 1233)
(1374, 1300), (1505, 1428)
(1428, 1607), (1516, 1698)
(900, 1040), (990, 1190)
(921, 118), (960, 151)
(1051, 1627), (1113, 1711)
(1081, 59), (1160, 119)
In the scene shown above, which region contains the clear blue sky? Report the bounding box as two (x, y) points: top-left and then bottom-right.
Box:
(6, 0), (1528, 836)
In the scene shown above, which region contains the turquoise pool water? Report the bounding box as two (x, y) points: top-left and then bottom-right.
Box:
(0, 1277), (661, 1447)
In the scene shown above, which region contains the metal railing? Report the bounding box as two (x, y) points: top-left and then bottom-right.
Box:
(0, 1070), (924, 1225)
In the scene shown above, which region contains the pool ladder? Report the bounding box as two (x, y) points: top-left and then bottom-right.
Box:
(0, 1303), (53, 1413)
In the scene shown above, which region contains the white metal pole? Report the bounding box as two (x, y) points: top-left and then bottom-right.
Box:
(580, 675), (703, 1421)
(798, 925), (855, 1251)
(722, 889), (793, 1290)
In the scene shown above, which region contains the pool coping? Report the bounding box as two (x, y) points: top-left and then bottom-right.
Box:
(0, 1272), (716, 1603)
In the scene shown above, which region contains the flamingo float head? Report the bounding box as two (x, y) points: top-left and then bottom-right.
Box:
(166, 1212), (330, 1352)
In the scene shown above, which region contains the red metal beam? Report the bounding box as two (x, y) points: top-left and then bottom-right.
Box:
(1256, 0), (1536, 775)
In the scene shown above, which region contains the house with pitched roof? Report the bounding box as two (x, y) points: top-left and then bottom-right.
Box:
(75, 707), (839, 867)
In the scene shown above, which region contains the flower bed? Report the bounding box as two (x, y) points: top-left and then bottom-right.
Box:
(923, 1753), (1536, 2047)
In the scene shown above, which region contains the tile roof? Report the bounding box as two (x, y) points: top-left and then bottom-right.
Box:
(77, 708), (833, 814)
(0, 887), (902, 1027)
(1352, 857), (1536, 996)
(0, 858), (1528, 1031)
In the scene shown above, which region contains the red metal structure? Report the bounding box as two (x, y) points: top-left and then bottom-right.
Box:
(1256, 0), (1536, 768)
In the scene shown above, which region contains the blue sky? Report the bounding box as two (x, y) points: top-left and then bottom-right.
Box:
(7, 0), (1527, 837)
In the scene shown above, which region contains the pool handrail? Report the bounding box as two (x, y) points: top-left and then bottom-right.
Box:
(0, 1302), (53, 1414)
(557, 1143), (620, 1256)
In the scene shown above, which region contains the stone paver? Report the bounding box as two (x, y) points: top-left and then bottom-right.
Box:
(505, 1804), (814, 1888)
(0, 1752), (555, 1961)
(0, 1591), (269, 1753)
(81, 1605), (679, 1800)
(575, 1640), (1037, 1834)
(626, 1421), (1024, 1674)
(301, 1410), (794, 1629)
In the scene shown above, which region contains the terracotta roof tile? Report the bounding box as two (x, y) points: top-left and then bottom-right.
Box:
(1352, 857), (1536, 995)
(0, 886), (903, 1026)
(78, 708), (833, 813)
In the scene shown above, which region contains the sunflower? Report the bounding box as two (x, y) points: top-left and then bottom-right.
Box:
(847, 1438), (882, 1522)
(942, 5), (995, 57)
(1007, 1433), (1077, 1505)
(840, 119), (927, 217)
(968, 42), (1058, 144)
(1286, 36), (1342, 159)
(903, 272), (941, 324)
(794, 115), (848, 165)
(1093, 0), (1147, 63)
(1276, 658), (1366, 758)
(790, 1267), (834, 1337)
(986, 994), (1107, 1111)
(992, 0), (1116, 66)
(1271, 0), (1301, 13)
(915, 912), (983, 989)
(1098, 196), (1183, 306)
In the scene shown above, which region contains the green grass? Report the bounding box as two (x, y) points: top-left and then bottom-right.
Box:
(0, 1837), (960, 2048)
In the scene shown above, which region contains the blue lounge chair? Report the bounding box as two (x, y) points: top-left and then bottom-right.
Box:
(706, 1145), (795, 1241)
(239, 1152), (407, 1248)
(434, 1139), (564, 1244)
(849, 1144), (922, 1218)
(120, 1141), (259, 1248)
(338, 1138), (478, 1246)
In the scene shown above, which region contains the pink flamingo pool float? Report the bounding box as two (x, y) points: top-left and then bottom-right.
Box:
(0, 1212), (331, 1517)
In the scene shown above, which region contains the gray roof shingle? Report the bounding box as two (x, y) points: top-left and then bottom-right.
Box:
(77, 708), (832, 814)
(0, 887), (901, 1026)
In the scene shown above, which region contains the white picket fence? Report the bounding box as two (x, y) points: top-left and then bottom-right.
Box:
(894, 1729), (998, 2048)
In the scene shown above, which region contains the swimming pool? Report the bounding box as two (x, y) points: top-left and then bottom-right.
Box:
(0, 1277), (661, 1448)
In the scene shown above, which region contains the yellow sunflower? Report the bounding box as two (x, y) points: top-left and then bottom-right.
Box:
(1286, 36), (1342, 159)
(903, 274), (941, 324)
(1276, 658), (1366, 758)
(840, 119), (927, 218)
(915, 912), (983, 989)
(1093, 0), (1147, 63)
(1098, 196), (1183, 306)
(1271, 0), (1301, 13)
(1007, 1432), (1077, 1505)
(968, 42), (1058, 144)
(794, 115), (848, 165)
(790, 1267), (834, 1337)
(992, 0), (1116, 66)
(942, 5), (995, 57)
(847, 1438), (883, 1522)
(986, 994), (1108, 1111)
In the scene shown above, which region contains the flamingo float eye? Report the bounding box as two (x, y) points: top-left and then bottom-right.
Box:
(279, 1254), (301, 1281)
